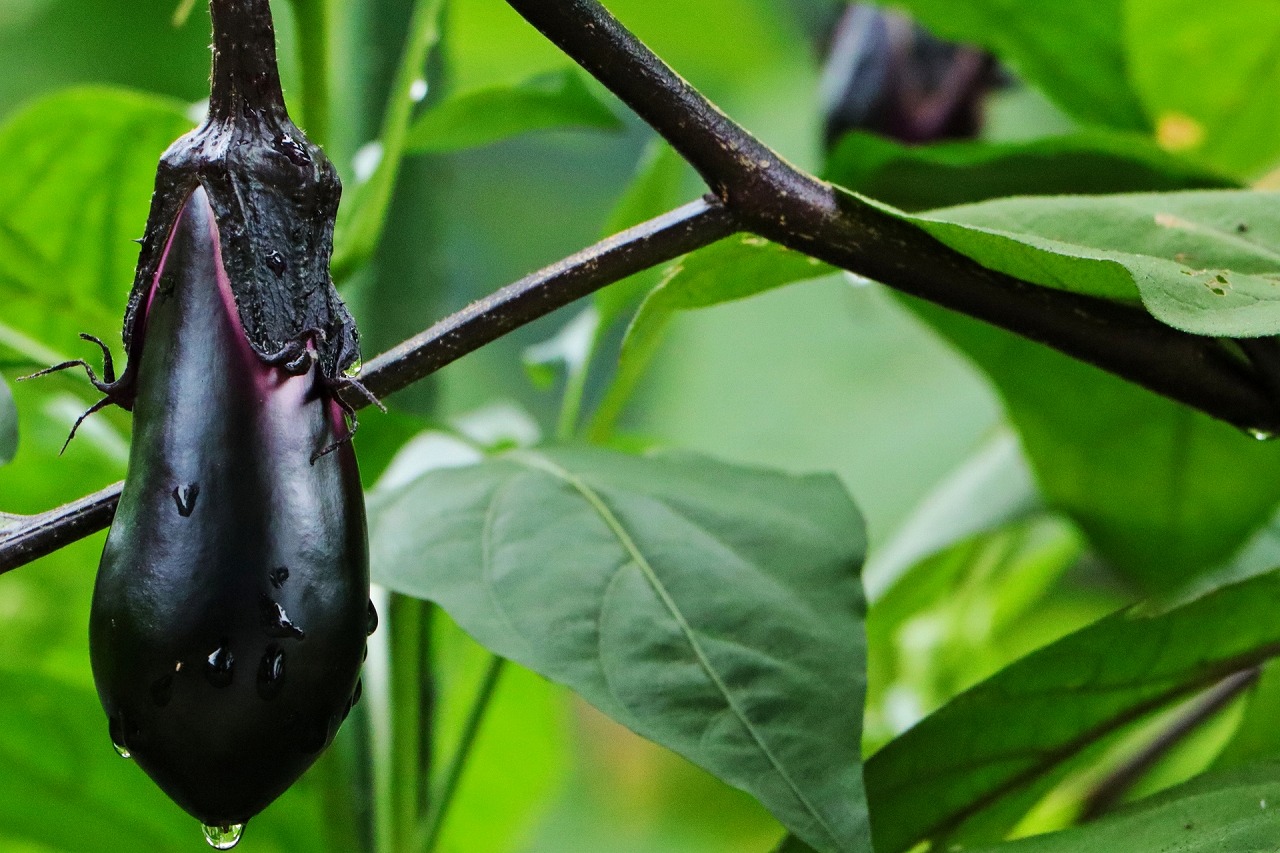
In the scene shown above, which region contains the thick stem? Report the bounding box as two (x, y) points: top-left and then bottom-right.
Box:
(502, 0), (1280, 435)
(209, 0), (288, 121)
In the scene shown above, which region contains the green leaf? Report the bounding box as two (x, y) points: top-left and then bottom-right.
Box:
(1126, 0), (1280, 178)
(864, 428), (1040, 598)
(864, 568), (1280, 853)
(773, 834), (819, 853)
(884, 0), (1147, 130)
(905, 295), (1280, 588)
(865, 516), (1087, 749)
(824, 131), (1236, 212)
(369, 448), (871, 853)
(891, 189), (1280, 337)
(0, 87), (193, 364)
(404, 69), (622, 155)
(964, 761), (1280, 852)
(593, 237), (835, 439)
(0, 375), (16, 465)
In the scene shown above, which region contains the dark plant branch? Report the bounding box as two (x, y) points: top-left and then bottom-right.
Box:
(504, 0), (1280, 435)
(1079, 667), (1260, 822)
(0, 199), (736, 576)
(358, 198), (734, 400)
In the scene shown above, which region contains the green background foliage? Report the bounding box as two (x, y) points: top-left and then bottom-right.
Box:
(5, 0), (1280, 851)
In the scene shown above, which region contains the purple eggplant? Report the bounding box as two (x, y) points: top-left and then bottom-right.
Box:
(73, 0), (371, 840)
(90, 185), (368, 829)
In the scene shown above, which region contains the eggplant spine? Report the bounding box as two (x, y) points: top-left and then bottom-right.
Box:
(90, 186), (369, 826)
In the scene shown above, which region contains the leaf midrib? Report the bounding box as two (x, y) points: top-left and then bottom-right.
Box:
(509, 450), (843, 850)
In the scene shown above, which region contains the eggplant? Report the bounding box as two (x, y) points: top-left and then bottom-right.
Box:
(77, 0), (372, 843)
(89, 185), (369, 833)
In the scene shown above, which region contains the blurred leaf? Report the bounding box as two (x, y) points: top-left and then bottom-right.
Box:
(896, 189), (1280, 337)
(0, 87), (192, 364)
(593, 237), (835, 440)
(884, 0), (1147, 131)
(429, 615), (571, 853)
(864, 568), (1280, 853)
(370, 448), (871, 853)
(352, 407), (433, 491)
(405, 69), (622, 155)
(906, 295), (1280, 589)
(824, 131), (1236, 212)
(0, 0), (213, 115)
(864, 428), (1040, 599)
(865, 516), (1085, 748)
(773, 834), (818, 853)
(0, 667), (328, 853)
(1211, 661), (1280, 773)
(963, 761), (1280, 852)
(1126, 0), (1280, 178)
(0, 375), (16, 465)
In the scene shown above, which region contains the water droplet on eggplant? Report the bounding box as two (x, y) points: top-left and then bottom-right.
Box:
(205, 644), (235, 688)
(257, 646), (286, 700)
(202, 823), (244, 850)
(109, 717), (132, 758)
(366, 600), (378, 637)
(172, 483), (200, 517)
(260, 597), (305, 640)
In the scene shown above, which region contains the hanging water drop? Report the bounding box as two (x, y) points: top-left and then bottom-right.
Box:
(366, 600), (379, 636)
(108, 716), (131, 758)
(202, 823), (245, 850)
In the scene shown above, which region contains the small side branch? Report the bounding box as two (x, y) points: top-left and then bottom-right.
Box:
(0, 199), (737, 576)
(352, 198), (736, 401)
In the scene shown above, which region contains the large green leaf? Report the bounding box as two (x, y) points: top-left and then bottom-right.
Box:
(825, 131), (1235, 212)
(906, 296), (1280, 588)
(369, 448), (871, 853)
(899, 189), (1280, 337)
(1125, 0), (1280, 178)
(404, 68), (622, 155)
(884, 0), (1147, 131)
(864, 568), (1280, 853)
(0, 375), (15, 465)
(0, 87), (193, 364)
(966, 761), (1280, 852)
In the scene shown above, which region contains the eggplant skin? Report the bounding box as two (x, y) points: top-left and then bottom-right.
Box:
(89, 187), (369, 827)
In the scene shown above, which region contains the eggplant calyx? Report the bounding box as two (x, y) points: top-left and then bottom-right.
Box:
(116, 0), (359, 406)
